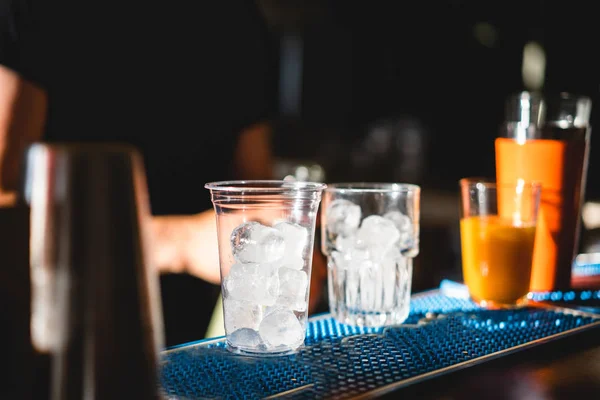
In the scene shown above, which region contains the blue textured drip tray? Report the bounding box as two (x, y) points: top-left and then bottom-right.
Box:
(159, 291), (600, 399)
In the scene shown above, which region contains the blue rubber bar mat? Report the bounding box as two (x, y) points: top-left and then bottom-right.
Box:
(159, 291), (600, 400)
(438, 279), (600, 309)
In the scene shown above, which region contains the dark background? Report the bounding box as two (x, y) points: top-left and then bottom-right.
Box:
(261, 0), (599, 184)
(252, 0), (600, 297)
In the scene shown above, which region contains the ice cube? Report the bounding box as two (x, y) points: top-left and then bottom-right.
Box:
(383, 210), (414, 251)
(331, 250), (348, 270)
(223, 297), (263, 332)
(344, 267), (360, 308)
(228, 328), (263, 348)
(335, 234), (371, 265)
(359, 263), (383, 311)
(356, 215), (400, 260)
(274, 221), (308, 270)
(277, 268), (308, 312)
(280, 257), (304, 271)
(395, 256), (412, 308)
(259, 309), (304, 349)
(328, 252), (361, 309)
(223, 263), (279, 306)
(334, 234), (355, 252)
(381, 252), (399, 310)
(325, 199), (361, 237)
(230, 222), (285, 264)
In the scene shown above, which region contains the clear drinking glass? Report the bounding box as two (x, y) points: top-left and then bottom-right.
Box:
(459, 178), (542, 308)
(205, 180), (325, 355)
(321, 183), (420, 327)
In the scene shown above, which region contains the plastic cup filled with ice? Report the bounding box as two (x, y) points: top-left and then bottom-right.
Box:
(321, 183), (420, 327)
(205, 180), (326, 355)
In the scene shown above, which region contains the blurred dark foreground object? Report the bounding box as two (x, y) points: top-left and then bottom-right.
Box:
(21, 143), (165, 399)
(0, 205), (32, 398)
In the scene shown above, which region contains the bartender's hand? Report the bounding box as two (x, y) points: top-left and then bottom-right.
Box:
(151, 210), (330, 314)
(150, 120), (274, 284)
(151, 209), (221, 284)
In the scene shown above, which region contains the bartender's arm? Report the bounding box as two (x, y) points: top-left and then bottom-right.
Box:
(151, 122), (275, 284)
(0, 65), (275, 284)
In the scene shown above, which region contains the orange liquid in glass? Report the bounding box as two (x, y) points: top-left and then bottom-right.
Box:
(460, 215), (536, 306)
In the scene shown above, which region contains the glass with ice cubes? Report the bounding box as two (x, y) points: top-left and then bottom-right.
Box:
(205, 180), (326, 355)
(321, 183), (420, 327)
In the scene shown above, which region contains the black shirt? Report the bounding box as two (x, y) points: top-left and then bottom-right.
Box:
(1, 0), (274, 345)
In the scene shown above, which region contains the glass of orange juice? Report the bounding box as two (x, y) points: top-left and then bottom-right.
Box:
(459, 178), (542, 308)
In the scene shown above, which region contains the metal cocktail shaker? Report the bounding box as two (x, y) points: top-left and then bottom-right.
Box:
(22, 143), (165, 399)
(496, 92), (592, 291)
